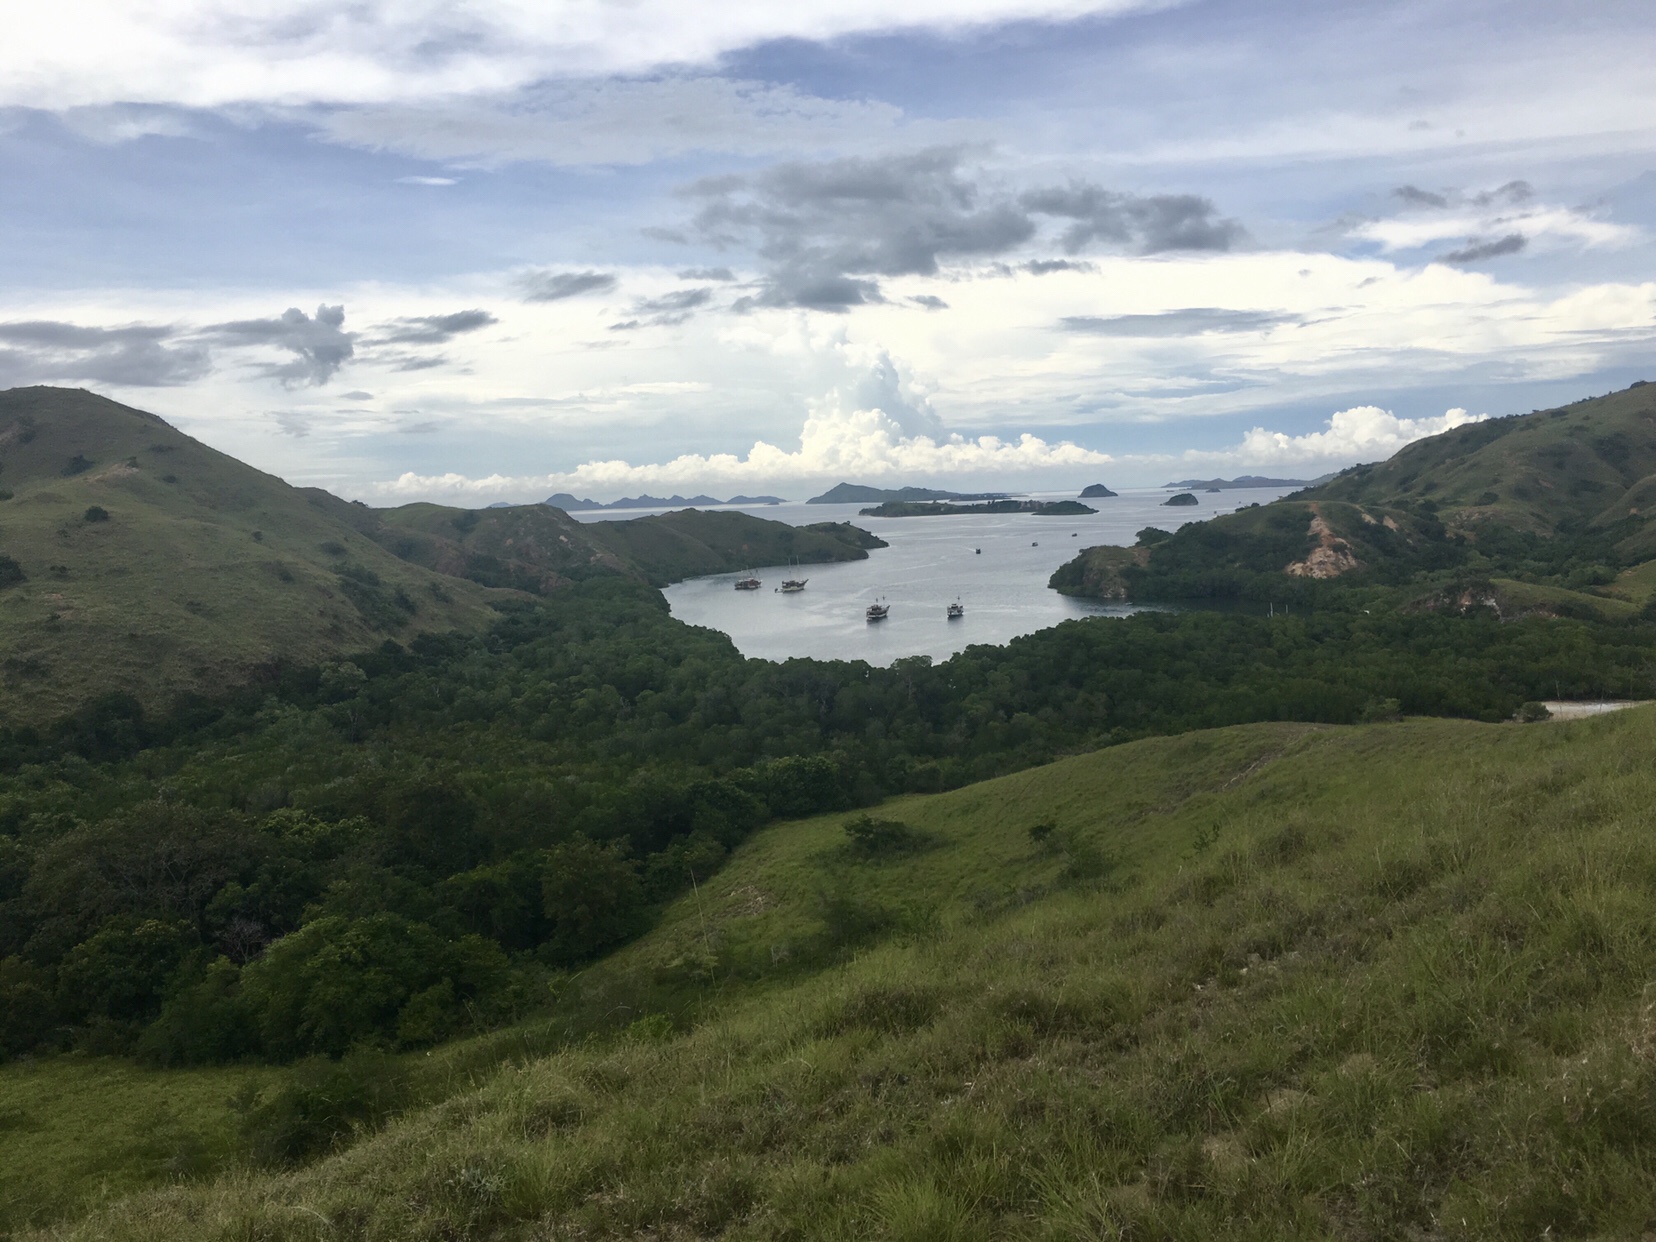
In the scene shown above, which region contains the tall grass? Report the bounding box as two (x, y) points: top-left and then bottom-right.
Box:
(23, 710), (1656, 1239)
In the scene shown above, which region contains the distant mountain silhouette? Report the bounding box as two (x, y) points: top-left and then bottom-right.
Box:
(807, 481), (1009, 504)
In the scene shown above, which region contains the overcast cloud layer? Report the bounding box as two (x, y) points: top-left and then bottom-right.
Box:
(2, 0), (1654, 500)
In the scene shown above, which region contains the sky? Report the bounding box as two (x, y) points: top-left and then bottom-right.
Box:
(3, 0), (1654, 503)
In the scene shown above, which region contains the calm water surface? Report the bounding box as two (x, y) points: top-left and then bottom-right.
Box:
(572, 487), (1296, 665)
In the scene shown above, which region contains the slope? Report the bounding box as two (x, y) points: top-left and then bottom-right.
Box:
(0, 388), (507, 725)
(1306, 381), (1656, 544)
(30, 705), (1656, 1240)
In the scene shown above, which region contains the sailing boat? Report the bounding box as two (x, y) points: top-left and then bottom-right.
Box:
(777, 557), (807, 592)
(865, 596), (890, 621)
(734, 571), (761, 590)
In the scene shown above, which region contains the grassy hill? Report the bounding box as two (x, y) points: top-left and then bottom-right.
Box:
(17, 704), (1656, 1240)
(1051, 383), (1656, 608)
(0, 388), (506, 726)
(1306, 383), (1656, 546)
(0, 389), (883, 725)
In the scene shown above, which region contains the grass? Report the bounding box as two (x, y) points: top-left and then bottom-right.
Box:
(18, 706), (1656, 1239)
(0, 388), (506, 724)
(0, 1058), (277, 1232)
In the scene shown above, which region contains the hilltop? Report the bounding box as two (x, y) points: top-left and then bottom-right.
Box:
(18, 705), (1656, 1239)
(0, 389), (882, 722)
(806, 481), (1009, 504)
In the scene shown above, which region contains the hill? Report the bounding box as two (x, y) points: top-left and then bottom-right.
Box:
(1051, 383), (1656, 609)
(0, 388), (506, 725)
(21, 705), (1656, 1239)
(858, 498), (1094, 517)
(807, 482), (1009, 504)
(0, 389), (885, 723)
(1166, 474), (1318, 489)
(1304, 383), (1656, 549)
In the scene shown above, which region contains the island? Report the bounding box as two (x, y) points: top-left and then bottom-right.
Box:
(1162, 492), (1200, 506)
(1079, 483), (1118, 498)
(546, 492), (784, 510)
(859, 498), (1097, 517)
(1161, 474), (1318, 489)
(807, 481), (1009, 504)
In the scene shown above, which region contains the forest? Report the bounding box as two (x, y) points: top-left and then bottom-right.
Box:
(6, 573), (1656, 1066)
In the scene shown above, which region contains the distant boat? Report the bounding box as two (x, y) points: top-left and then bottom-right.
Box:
(1031, 541), (1039, 547)
(947, 600), (964, 619)
(866, 600), (890, 622)
(734, 574), (761, 590)
(778, 578), (808, 593)
(974, 548), (981, 554)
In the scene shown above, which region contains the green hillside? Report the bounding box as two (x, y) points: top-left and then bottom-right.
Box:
(1051, 383), (1656, 609)
(1306, 383), (1656, 544)
(20, 705), (1656, 1240)
(0, 388), (506, 725)
(0, 389), (883, 724)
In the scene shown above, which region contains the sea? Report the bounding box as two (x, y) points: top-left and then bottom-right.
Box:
(568, 486), (1299, 665)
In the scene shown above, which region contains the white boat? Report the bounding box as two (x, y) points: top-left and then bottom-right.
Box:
(778, 578), (808, 593)
(865, 601), (890, 621)
(734, 574), (761, 590)
(947, 600), (964, 619)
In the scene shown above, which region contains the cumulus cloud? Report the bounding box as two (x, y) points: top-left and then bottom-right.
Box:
(1020, 183), (1245, 254)
(211, 303), (354, 386)
(1213, 405), (1489, 469)
(1, 1), (1162, 110)
(517, 270), (617, 301)
(675, 149), (1239, 310)
(0, 319), (209, 386)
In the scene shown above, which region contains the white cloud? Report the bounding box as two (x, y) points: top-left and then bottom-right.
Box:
(3, 0), (1165, 110)
(1353, 206), (1636, 254)
(365, 396), (1113, 502)
(1198, 405), (1488, 470)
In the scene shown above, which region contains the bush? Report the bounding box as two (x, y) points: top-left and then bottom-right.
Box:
(1516, 701), (1553, 723)
(239, 1050), (411, 1165)
(82, 506), (110, 523)
(843, 814), (921, 855)
(540, 837), (642, 966)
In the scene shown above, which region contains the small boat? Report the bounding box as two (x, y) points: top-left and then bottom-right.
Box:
(734, 575), (761, 590)
(778, 578), (808, 593)
(947, 600), (964, 619)
(1031, 541), (1039, 547)
(974, 548), (981, 554)
(865, 601), (890, 622)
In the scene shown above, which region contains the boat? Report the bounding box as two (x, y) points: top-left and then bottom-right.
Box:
(865, 600), (890, 622)
(734, 574), (761, 590)
(947, 600), (964, 619)
(778, 578), (808, 593)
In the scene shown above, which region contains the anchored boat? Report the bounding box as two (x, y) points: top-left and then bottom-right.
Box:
(778, 577), (808, 593)
(947, 600), (964, 619)
(865, 600), (890, 622)
(734, 574), (761, 590)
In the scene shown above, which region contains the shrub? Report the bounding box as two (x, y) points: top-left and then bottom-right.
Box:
(82, 505), (109, 523)
(238, 1050), (411, 1165)
(1516, 701), (1552, 723)
(843, 813), (920, 855)
(0, 555), (23, 588)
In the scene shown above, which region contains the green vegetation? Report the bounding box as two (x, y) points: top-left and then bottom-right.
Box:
(1163, 491), (1199, 506)
(21, 706), (1656, 1239)
(0, 389), (880, 721)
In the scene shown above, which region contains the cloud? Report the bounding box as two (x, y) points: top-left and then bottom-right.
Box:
(1438, 233), (1528, 264)
(1471, 180), (1533, 207)
(318, 77), (916, 167)
(678, 267), (736, 281)
(912, 294), (949, 310)
(631, 287), (712, 325)
(341, 390), (374, 400)
(517, 270), (617, 302)
(692, 148), (1037, 310)
(210, 303), (353, 386)
(1060, 308), (1294, 336)
(1392, 184), (1448, 209)
(2, 1), (1163, 110)
(0, 319), (210, 386)
(371, 309), (497, 344)
(396, 175), (457, 186)
(1020, 183), (1245, 254)
(1024, 258), (1096, 275)
(1212, 406), (1489, 469)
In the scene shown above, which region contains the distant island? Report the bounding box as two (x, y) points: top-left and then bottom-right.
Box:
(808, 481), (1010, 505)
(1161, 474), (1328, 489)
(1079, 483), (1118, 498)
(860, 498), (1096, 517)
(546, 492), (784, 511)
(1162, 492), (1200, 506)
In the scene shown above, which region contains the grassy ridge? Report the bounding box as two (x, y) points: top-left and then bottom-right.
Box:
(24, 706), (1656, 1240)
